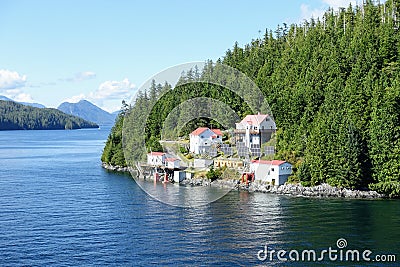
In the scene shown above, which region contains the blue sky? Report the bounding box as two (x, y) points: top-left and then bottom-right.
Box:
(0, 0), (358, 112)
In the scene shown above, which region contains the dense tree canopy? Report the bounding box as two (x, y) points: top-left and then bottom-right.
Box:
(102, 1), (400, 197)
(0, 100), (99, 130)
(101, 110), (126, 167)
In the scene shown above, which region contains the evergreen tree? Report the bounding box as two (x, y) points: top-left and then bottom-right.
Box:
(103, 1), (400, 197)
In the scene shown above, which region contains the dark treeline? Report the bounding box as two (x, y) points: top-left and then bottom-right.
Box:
(101, 102), (127, 167)
(103, 1), (400, 197)
(0, 100), (99, 130)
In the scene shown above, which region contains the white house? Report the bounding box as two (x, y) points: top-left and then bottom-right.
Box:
(147, 152), (166, 166)
(147, 152), (181, 169)
(235, 113), (276, 148)
(173, 171), (186, 183)
(250, 160), (292, 186)
(165, 157), (180, 169)
(189, 127), (223, 154)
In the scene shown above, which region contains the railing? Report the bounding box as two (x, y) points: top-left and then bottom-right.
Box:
(234, 129), (260, 134)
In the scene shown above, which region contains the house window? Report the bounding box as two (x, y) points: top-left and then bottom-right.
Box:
(254, 127), (257, 130)
(271, 168), (274, 172)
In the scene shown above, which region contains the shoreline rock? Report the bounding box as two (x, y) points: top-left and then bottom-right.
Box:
(102, 162), (133, 173)
(101, 163), (386, 199)
(246, 182), (386, 199)
(167, 177), (386, 199)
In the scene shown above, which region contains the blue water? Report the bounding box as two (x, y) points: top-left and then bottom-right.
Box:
(0, 128), (399, 266)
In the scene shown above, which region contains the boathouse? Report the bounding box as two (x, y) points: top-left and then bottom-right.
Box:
(250, 160), (292, 186)
(165, 157), (180, 169)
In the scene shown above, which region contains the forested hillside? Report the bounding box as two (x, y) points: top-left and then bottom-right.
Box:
(103, 1), (400, 197)
(0, 100), (99, 130)
(101, 107), (126, 167)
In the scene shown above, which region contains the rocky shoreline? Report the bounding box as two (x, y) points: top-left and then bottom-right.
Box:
(181, 178), (385, 199)
(102, 162), (132, 173)
(102, 163), (386, 199)
(246, 182), (385, 199)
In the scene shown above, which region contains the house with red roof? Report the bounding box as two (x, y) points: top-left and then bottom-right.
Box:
(147, 152), (181, 169)
(165, 157), (180, 169)
(189, 127), (223, 154)
(234, 112), (276, 148)
(249, 159), (292, 185)
(147, 152), (166, 166)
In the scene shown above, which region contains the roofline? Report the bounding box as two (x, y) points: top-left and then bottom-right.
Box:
(251, 160), (287, 166)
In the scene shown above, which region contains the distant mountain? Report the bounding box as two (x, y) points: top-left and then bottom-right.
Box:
(58, 100), (117, 125)
(0, 95), (46, 108)
(0, 100), (99, 130)
(0, 95), (12, 101)
(19, 102), (46, 109)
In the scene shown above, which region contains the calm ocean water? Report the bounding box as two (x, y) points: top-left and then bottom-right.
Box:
(0, 127), (399, 266)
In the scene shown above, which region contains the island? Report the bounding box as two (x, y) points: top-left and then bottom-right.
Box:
(0, 100), (99, 130)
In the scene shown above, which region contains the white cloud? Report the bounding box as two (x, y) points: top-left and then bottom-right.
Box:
(0, 70), (35, 103)
(322, 0), (357, 10)
(63, 78), (136, 112)
(13, 92), (34, 102)
(90, 78), (134, 100)
(76, 71), (96, 81)
(63, 93), (86, 103)
(0, 69), (27, 90)
(300, 4), (326, 21)
(299, 0), (360, 22)
(3, 89), (34, 103)
(62, 71), (97, 82)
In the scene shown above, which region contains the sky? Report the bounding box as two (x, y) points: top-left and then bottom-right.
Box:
(0, 0), (360, 112)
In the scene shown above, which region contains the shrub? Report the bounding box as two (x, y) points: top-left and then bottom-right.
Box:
(206, 166), (222, 181)
(179, 146), (188, 154)
(369, 181), (400, 198)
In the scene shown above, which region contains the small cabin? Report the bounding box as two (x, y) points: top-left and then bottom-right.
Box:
(147, 152), (166, 166)
(250, 160), (292, 186)
(173, 171), (186, 183)
(165, 157), (180, 169)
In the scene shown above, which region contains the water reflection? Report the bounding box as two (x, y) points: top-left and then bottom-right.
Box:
(1, 128), (398, 266)
(134, 179), (232, 208)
